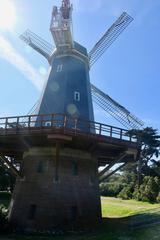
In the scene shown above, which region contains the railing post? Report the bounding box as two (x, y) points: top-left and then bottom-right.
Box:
(74, 118), (77, 135)
(120, 129), (123, 140)
(17, 117), (19, 127)
(28, 116), (31, 129)
(16, 117), (19, 134)
(99, 124), (102, 135)
(5, 118), (8, 130)
(51, 114), (54, 127)
(110, 126), (112, 137)
(129, 134), (132, 142)
(63, 115), (67, 128)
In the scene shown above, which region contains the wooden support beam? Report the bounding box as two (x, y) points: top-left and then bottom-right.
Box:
(48, 134), (72, 141)
(99, 153), (127, 178)
(88, 142), (97, 152)
(0, 154), (22, 178)
(99, 162), (127, 183)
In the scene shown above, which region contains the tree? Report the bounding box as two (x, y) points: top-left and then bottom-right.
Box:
(100, 173), (124, 197)
(100, 128), (160, 203)
(0, 160), (15, 192)
(128, 127), (160, 179)
(133, 176), (160, 202)
(116, 163), (137, 199)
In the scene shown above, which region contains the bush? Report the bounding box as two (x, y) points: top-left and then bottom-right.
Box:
(118, 186), (133, 200)
(100, 182), (124, 197)
(0, 205), (9, 233)
(133, 186), (141, 201)
(156, 192), (160, 203)
(0, 162), (16, 192)
(0, 191), (11, 199)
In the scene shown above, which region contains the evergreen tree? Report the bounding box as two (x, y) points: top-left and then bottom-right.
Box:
(133, 176), (160, 202)
(128, 127), (160, 177)
(0, 160), (15, 192)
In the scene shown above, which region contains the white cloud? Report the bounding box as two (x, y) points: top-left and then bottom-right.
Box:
(0, 36), (43, 90)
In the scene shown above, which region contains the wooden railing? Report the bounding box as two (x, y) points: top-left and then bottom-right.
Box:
(0, 113), (137, 143)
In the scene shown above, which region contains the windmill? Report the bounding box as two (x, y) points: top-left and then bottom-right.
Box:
(0, 0), (141, 231)
(20, 1), (143, 130)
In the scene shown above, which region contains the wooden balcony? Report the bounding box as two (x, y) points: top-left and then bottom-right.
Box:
(0, 113), (139, 166)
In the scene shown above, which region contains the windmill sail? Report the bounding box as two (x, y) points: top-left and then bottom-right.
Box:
(29, 83), (144, 130)
(91, 83), (144, 129)
(20, 29), (54, 61)
(89, 12), (133, 67)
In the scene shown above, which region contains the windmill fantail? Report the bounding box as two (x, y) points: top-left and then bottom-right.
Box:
(61, 0), (71, 19)
(50, 0), (73, 49)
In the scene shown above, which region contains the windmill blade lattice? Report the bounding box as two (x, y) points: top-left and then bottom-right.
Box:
(89, 12), (133, 67)
(20, 29), (54, 60)
(91, 83), (144, 129)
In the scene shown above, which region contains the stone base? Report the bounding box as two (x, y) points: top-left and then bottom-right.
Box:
(9, 147), (101, 230)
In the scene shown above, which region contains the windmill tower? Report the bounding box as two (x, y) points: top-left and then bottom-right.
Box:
(0, 0), (143, 231)
(34, 0), (94, 127)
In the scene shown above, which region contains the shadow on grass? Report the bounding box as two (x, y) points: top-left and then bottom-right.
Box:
(1, 216), (160, 240)
(0, 193), (160, 240)
(101, 207), (160, 231)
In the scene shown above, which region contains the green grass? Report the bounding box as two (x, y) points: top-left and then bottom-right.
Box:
(101, 197), (160, 218)
(0, 195), (160, 240)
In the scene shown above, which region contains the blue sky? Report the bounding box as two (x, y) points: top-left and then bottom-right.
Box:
(0, 0), (160, 130)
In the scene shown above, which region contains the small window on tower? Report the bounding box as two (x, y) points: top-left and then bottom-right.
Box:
(74, 91), (80, 102)
(56, 64), (63, 72)
(70, 206), (78, 222)
(37, 160), (48, 173)
(53, 22), (58, 28)
(72, 160), (78, 176)
(28, 204), (37, 220)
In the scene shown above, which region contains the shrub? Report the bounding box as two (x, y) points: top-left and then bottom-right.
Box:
(0, 205), (9, 233)
(0, 191), (11, 199)
(133, 186), (141, 201)
(100, 183), (124, 197)
(118, 186), (133, 200)
(156, 192), (160, 203)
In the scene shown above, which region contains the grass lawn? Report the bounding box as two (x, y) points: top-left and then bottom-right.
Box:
(101, 197), (160, 218)
(0, 195), (160, 240)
